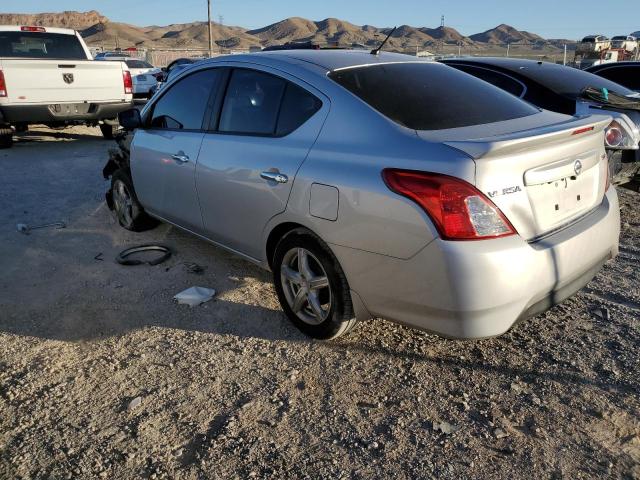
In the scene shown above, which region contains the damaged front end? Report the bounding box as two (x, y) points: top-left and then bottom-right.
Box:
(103, 132), (134, 211)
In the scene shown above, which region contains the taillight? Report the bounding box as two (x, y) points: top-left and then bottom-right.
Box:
(604, 119), (638, 149)
(123, 71), (133, 94)
(0, 70), (7, 97)
(382, 169), (517, 241)
(20, 26), (46, 32)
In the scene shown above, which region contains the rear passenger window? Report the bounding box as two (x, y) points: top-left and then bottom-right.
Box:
(219, 69), (286, 135)
(277, 83), (322, 136)
(150, 69), (220, 130)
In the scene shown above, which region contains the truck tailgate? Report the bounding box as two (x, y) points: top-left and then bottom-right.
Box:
(0, 59), (128, 104)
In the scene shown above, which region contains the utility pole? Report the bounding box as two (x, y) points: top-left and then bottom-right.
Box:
(563, 44), (567, 65)
(506, 42), (510, 57)
(207, 0), (213, 58)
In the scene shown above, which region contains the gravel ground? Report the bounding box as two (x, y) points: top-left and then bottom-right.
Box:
(0, 125), (639, 480)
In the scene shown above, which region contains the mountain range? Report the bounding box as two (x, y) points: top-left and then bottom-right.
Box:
(0, 10), (630, 52)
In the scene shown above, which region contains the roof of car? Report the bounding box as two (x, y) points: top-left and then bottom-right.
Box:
(586, 61), (640, 72)
(204, 50), (430, 72)
(0, 25), (77, 35)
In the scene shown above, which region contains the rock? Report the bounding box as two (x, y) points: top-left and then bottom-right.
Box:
(494, 428), (509, 439)
(434, 421), (458, 435)
(127, 396), (142, 411)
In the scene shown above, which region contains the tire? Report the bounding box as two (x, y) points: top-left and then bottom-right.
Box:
(0, 127), (12, 149)
(100, 123), (119, 140)
(110, 170), (157, 232)
(272, 228), (357, 340)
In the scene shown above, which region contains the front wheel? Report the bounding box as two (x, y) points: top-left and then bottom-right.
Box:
(272, 229), (357, 340)
(110, 170), (157, 232)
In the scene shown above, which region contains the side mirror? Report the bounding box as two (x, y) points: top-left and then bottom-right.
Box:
(118, 108), (142, 130)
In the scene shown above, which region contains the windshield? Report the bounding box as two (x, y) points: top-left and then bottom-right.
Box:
(126, 60), (154, 69)
(0, 31), (87, 60)
(329, 62), (539, 130)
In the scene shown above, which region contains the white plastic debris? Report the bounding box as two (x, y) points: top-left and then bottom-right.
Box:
(173, 286), (216, 307)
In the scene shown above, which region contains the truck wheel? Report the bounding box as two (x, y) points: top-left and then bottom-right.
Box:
(110, 170), (157, 231)
(0, 127), (13, 149)
(100, 123), (119, 140)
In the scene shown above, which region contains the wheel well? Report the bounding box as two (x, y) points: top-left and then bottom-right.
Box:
(265, 222), (307, 269)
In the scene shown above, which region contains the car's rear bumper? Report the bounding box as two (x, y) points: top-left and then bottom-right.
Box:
(332, 188), (620, 339)
(0, 101), (133, 124)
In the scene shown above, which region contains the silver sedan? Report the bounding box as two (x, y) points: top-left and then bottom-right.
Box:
(106, 50), (620, 340)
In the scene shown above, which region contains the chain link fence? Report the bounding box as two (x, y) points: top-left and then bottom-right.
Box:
(90, 41), (587, 68)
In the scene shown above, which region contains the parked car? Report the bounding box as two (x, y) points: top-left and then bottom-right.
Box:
(610, 35), (638, 53)
(0, 26), (133, 147)
(586, 61), (640, 92)
(96, 57), (162, 98)
(148, 61), (199, 97)
(104, 51), (619, 340)
(94, 51), (131, 60)
(577, 35), (611, 53)
(440, 58), (640, 183)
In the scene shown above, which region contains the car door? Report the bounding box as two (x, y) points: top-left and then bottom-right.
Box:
(196, 67), (328, 260)
(130, 67), (222, 232)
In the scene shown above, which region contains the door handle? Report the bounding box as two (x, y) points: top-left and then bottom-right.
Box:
(260, 171), (288, 184)
(171, 153), (190, 164)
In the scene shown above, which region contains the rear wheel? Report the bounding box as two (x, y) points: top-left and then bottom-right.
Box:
(110, 170), (157, 231)
(273, 229), (357, 339)
(100, 123), (119, 140)
(0, 127), (13, 149)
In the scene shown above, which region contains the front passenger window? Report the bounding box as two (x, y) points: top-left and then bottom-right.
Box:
(150, 69), (221, 130)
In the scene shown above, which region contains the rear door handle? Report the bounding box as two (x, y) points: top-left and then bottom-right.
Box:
(260, 171), (288, 184)
(171, 153), (190, 164)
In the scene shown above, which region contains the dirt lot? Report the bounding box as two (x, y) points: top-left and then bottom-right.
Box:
(0, 125), (639, 480)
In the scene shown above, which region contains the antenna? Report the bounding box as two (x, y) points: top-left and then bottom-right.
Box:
(370, 26), (397, 55)
(441, 15), (445, 28)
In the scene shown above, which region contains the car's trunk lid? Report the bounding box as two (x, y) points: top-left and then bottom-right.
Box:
(417, 113), (611, 240)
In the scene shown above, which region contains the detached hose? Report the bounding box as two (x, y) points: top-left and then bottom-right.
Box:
(116, 244), (173, 266)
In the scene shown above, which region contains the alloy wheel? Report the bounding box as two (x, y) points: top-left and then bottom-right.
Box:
(280, 247), (332, 325)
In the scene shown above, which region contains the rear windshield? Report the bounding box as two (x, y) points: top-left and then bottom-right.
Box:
(329, 62), (539, 130)
(126, 60), (154, 69)
(505, 62), (635, 99)
(0, 31), (87, 60)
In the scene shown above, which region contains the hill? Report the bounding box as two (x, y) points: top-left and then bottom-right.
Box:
(0, 10), (565, 52)
(470, 23), (544, 44)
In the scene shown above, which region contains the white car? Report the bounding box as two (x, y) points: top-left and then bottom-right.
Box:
(611, 35), (638, 53)
(578, 35), (611, 53)
(0, 26), (133, 147)
(96, 57), (162, 98)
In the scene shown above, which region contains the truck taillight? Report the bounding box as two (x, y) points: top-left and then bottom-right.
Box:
(123, 71), (133, 94)
(20, 26), (46, 32)
(0, 70), (7, 97)
(382, 169), (517, 241)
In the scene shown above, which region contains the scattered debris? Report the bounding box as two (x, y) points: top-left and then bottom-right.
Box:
(94, 253), (104, 262)
(127, 396), (142, 411)
(493, 428), (509, 439)
(183, 262), (205, 275)
(174, 286), (216, 307)
(592, 306), (610, 322)
(116, 244), (172, 266)
(16, 221), (66, 234)
(433, 421), (459, 435)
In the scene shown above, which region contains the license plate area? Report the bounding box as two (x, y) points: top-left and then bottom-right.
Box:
(136, 75), (147, 81)
(48, 103), (95, 117)
(527, 169), (599, 231)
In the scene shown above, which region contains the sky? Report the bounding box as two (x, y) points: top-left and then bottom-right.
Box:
(1, 0), (639, 39)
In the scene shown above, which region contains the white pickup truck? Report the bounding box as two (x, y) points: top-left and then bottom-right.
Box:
(0, 26), (133, 148)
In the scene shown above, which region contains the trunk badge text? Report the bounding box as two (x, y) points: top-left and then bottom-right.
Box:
(63, 73), (74, 84)
(487, 186), (522, 198)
